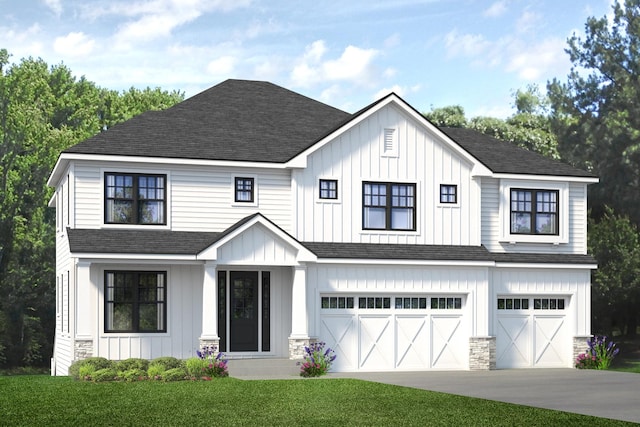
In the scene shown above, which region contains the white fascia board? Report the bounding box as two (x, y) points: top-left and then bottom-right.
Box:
(53, 152), (287, 172)
(70, 253), (198, 262)
(494, 262), (597, 269)
(491, 173), (599, 184)
(48, 192), (56, 208)
(47, 156), (68, 187)
(314, 258), (494, 267)
(286, 94), (492, 176)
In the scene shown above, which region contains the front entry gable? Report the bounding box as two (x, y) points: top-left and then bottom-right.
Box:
(197, 213), (316, 265)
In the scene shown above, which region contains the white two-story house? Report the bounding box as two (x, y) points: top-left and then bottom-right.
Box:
(48, 79), (597, 375)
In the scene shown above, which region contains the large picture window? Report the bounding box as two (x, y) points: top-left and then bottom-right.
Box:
(363, 182), (416, 231)
(510, 189), (558, 235)
(105, 173), (166, 225)
(105, 271), (167, 333)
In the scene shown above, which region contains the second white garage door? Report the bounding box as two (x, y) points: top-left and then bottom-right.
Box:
(319, 295), (467, 372)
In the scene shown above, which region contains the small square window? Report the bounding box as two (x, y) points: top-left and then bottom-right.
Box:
(440, 184), (457, 204)
(319, 179), (338, 199)
(235, 177), (254, 203)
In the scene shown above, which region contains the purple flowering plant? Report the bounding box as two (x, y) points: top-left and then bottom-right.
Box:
(196, 345), (229, 378)
(299, 341), (337, 377)
(575, 335), (619, 370)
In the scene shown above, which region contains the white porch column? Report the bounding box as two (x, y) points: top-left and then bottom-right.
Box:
(199, 261), (220, 349)
(74, 260), (93, 360)
(289, 265), (311, 359)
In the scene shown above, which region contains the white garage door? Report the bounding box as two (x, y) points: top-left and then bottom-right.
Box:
(496, 296), (569, 368)
(320, 295), (467, 372)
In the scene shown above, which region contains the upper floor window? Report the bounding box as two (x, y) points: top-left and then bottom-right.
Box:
(363, 182), (416, 231)
(319, 179), (338, 200)
(440, 184), (457, 204)
(105, 271), (166, 333)
(105, 173), (166, 225)
(235, 177), (254, 202)
(510, 189), (558, 235)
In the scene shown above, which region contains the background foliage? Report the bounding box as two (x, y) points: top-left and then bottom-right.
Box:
(1, 0), (640, 369)
(0, 49), (183, 367)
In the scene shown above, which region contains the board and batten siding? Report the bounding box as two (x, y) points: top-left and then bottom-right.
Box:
(306, 264), (490, 338)
(72, 160), (292, 233)
(490, 268), (591, 338)
(293, 104), (479, 245)
(95, 264), (203, 360)
(480, 178), (589, 254)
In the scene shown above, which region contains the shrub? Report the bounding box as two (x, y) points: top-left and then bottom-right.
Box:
(91, 368), (118, 382)
(119, 368), (148, 382)
(196, 346), (229, 378)
(299, 342), (336, 377)
(149, 356), (183, 371)
(147, 364), (165, 380)
(576, 335), (620, 369)
(68, 357), (112, 380)
(162, 367), (187, 382)
(185, 357), (208, 378)
(116, 358), (149, 373)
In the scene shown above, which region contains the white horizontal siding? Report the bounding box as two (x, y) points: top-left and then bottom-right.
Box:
(294, 104), (477, 245)
(481, 178), (589, 254)
(71, 160), (292, 233)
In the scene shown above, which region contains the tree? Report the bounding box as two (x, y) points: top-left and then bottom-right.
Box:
(588, 207), (640, 335)
(0, 49), (183, 367)
(423, 85), (559, 158)
(548, 0), (640, 224)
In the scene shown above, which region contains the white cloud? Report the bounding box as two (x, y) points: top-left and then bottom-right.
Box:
(444, 30), (492, 58)
(506, 37), (567, 80)
(82, 0), (251, 49)
(53, 32), (96, 57)
(516, 10), (542, 34)
(207, 56), (236, 76)
(483, 1), (507, 18)
(290, 40), (379, 88)
(0, 24), (45, 57)
(43, 0), (63, 16)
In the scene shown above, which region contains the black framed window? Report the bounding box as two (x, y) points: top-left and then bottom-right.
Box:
(510, 189), (558, 235)
(105, 173), (166, 224)
(235, 177), (254, 202)
(440, 184), (457, 204)
(105, 271), (166, 333)
(363, 182), (416, 230)
(319, 179), (338, 199)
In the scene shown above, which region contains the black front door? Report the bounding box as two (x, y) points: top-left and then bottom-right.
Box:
(229, 271), (259, 351)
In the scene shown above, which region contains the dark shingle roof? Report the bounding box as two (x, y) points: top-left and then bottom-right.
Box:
(64, 79), (351, 163)
(67, 228), (596, 265)
(302, 242), (494, 261)
(67, 228), (221, 255)
(440, 127), (595, 178)
(62, 79), (593, 178)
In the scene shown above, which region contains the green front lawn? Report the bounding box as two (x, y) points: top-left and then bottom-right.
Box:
(0, 376), (633, 426)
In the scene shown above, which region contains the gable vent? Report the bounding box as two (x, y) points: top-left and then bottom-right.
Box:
(383, 128), (397, 156)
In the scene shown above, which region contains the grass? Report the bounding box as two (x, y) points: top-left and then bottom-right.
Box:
(0, 376), (634, 426)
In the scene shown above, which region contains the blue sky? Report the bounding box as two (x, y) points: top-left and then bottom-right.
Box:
(0, 0), (613, 117)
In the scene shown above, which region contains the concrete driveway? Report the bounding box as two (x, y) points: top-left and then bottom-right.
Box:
(329, 369), (640, 423)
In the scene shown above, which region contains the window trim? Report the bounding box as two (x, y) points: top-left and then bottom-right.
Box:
(438, 183), (459, 207)
(510, 188), (559, 236)
(104, 172), (167, 226)
(104, 270), (167, 334)
(362, 181), (417, 231)
(499, 180), (568, 244)
(231, 174), (258, 206)
(318, 178), (339, 201)
(234, 176), (255, 203)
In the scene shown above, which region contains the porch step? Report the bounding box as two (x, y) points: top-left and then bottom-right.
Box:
(227, 358), (301, 379)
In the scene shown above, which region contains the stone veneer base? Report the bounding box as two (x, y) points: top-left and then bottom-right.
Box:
(288, 337), (316, 359)
(469, 336), (496, 370)
(74, 338), (93, 361)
